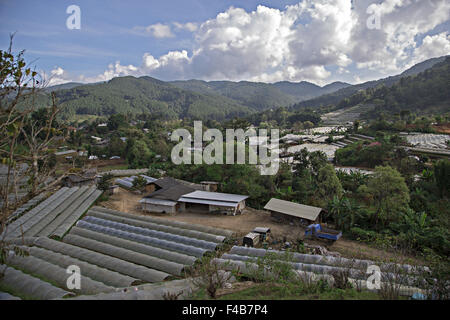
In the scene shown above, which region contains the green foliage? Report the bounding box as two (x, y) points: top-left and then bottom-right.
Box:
(97, 173), (114, 191)
(434, 159), (450, 198)
(127, 139), (155, 168)
(335, 141), (394, 168)
(107, 113), (128, 130)
(31, 76), (255, 121)
(132, 176), (147, 191)
(357, 166), (410, 226)
(315, 164), (343, 207)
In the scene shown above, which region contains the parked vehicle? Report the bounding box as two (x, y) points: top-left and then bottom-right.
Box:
(305, 224), (342, 241)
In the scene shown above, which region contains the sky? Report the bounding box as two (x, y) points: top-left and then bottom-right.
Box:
(1, 0), (449, 86)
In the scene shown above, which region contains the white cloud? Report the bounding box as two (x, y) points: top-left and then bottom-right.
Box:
(173, 22), (198, 32)
(44, 67), (71, 86)
(411, 32), (450, 65)
(132, 23), (174, 38)
(53, 0), (450, 85)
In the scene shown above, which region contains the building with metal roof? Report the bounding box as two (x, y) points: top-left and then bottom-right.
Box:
(179, 191), (248, 216)
(264, 198), (324, 224)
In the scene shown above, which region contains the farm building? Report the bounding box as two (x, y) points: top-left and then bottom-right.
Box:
(62, 169), (98, 187)
(145, 177), (205, 194)
(178, 191), (248, 216)
(54, 149), (78, 161)
(139, 184), (195, 215)
(115, 175), (158, 192)
(264, 198), (324, 225)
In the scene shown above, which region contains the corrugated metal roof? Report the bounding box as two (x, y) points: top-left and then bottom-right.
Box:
(264, 198), (323, 221)
(181, 191), (248, 203)
(146, 184), (194, 201)
(177, 197), (238, 208)
(139, 198), (177, 206)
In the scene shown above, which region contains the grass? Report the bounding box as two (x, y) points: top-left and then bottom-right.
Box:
(191, 281), (381, 300)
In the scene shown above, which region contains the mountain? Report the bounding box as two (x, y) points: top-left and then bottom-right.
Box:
(30, 76), (255, 121)
(170, 80), (296, 110)
(170, 79), (351, 109)
(336, 57), (450, 119)
(45, 82), (84, 92)
(292, 56), (449, 110)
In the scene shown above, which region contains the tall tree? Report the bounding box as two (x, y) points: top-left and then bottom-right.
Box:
(358, 166), (410, 226)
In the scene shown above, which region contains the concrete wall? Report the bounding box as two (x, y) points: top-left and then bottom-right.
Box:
(141, 202), (177, 215)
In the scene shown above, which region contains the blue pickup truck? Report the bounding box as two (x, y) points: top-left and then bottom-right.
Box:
(305, 224), (342, 241)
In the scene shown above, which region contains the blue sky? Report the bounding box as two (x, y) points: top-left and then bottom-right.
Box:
(1, 0), (449, 85)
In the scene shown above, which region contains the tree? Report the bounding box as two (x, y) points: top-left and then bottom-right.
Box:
(434, 159), (450, 198)
(315, 164), (343, 207)
(357, 166), (410, 226)
(1, 37), (66, 273)
(107, 113), (127, 130)
(127, 139), (154, 168)
(132, 176), (147, 191)
(97, 173), (114, 191)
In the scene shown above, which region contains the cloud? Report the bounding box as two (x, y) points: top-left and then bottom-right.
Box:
(132, 23), (174, 38)
(43, 67), (71, 86)
(173, 22), (198, 32)
(53, 0), (450, 84)
(411, 32), (450, 65)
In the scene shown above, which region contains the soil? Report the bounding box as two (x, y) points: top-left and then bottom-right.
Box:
(99, 187), (425, 265)
(432, 123), (450, 134)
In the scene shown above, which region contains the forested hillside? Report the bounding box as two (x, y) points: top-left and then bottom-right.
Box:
(170, 79), (350, 109)
(292, 56), (448, 110)
(338, 57), (450, 119)
(30, 76), (255, 121)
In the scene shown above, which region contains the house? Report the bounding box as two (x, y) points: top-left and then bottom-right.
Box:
(139, 184), (194, 215)
(140, 178), (247, 216)
(54, 149), (78, 162)
(178, 190), (248, 215)
(200, 181), (219, 192)
(62, 168), (98, 187)
(264, 198), (325, 225)
(115, 175), (157, 192)
(145, 177), (204, 194)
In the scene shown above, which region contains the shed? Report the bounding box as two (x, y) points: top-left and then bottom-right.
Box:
(252, 227), (271, 241)
(139, 198), (179, 215)
(264, 198), (324, 225)
(140, 184), (194, 215)
(62, 169), (98, 187)
(243, 232), (260, 247)
(178, 191), (248, 216)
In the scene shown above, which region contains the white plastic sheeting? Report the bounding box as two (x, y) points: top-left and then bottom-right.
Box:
(25, 246), (141, 288)
(2, 187), (70, 238)
(76, 220), (206, 258)
(0, 265), (73, 300)
(24, 186), (85, 237)
(230, 246), (424, 274)
(91, 206), (234, 238)
(82, 216), (218, 251)
(64, 232), (185, 276)
(34, 237), (170, 283)
(87, 209), (225, 243)
(51, 187), (102, 238)
(70, 226), (196, 266)
(6, 252), (114, 295)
